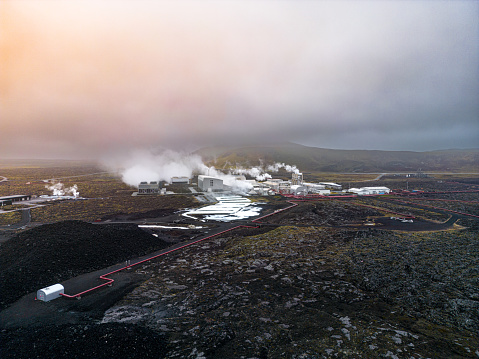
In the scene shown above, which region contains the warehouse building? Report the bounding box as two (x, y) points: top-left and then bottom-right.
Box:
(0, 195), (31, 206)
(198, 175), (223, 192)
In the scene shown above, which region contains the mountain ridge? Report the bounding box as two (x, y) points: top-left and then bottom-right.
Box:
(196, 143), (479, 173)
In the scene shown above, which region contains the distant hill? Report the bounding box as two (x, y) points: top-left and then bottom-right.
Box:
(196, 143), (479, 173)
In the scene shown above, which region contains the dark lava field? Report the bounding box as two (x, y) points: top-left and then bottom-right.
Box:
(1, 191), (479, 358)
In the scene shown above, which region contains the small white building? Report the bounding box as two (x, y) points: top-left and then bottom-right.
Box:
(37, 284), (64, 302)
(348, 186), (391, 195)
(198, 175), (223, 192)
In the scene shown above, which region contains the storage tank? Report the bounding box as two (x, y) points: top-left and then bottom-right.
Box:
(37, 284), (64, 302)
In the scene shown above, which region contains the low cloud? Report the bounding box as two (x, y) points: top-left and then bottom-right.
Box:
(1, 1), (477, 159)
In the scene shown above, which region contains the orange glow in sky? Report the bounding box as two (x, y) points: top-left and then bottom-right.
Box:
(1, 1), (478, 158)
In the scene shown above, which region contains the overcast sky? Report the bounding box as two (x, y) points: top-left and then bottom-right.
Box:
(1, 0), (478, 159)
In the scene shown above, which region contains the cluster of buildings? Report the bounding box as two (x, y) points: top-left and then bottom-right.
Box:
(138, 172), (390, 197)
(193, 173), (345, 196)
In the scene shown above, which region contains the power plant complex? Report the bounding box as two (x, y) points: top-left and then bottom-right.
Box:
(136, 171), (390, 197)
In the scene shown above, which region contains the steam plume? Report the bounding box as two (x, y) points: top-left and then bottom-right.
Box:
(113, 150), (301, 193)
(46, 182), (79, 197)
(266, 163), (300, 174)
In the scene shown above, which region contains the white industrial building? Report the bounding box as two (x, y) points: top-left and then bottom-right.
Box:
(348, 186), (391, 195)
(249, 186), (274, 196)
(308, 187), (331, 195)
(290, 185), (307, 196)
(262, 179), (290, 192)
(303, 183), (330, 195)
(198, 175), (224, 192)
(37, 284), (64, 302)
(171, 176), (189, 184)
(319, 182), (342, 190)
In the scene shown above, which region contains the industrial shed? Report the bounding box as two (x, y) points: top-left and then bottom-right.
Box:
(37, 284), (64, 302)
(198, 175), (223, 192)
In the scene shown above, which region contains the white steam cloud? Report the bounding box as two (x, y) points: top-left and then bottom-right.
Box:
(46, 182), (79, 197)
(120, 149), (207, 186)
(231, 162), (300, 181)
(266, 163), (300, 174)
(114, 150), (300, 194)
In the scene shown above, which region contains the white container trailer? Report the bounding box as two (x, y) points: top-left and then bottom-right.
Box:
(37, 284), (64, 302)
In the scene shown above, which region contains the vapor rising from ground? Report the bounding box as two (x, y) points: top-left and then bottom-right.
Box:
(45, 182), (80, 198)
(107, 149), (299, 193)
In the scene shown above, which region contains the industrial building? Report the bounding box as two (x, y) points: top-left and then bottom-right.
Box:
(348, 186), (391, 195)
(302, 183), (328, 194)
(138, 181), (159, 194)
(198, 175), (223, 192)
(171, 176), (189, 184)
(290, 185), (307, 196)
(319, 182), (342, 190)
(263, 179), (290, 192)
(0, 195), (31, 206)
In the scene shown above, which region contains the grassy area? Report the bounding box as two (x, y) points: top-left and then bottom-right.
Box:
(0, 163), (202, 224)
(305, 172), (378, 183)
(0, 210), (22, 226)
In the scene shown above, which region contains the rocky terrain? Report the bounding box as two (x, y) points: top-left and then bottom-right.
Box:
(100, 224), (478, 358)
(260, 201), (382, 226)
(1, 323), (168, 359)
(1, 194), (478, 358)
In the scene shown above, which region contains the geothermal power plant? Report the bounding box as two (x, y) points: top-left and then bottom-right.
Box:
(136, 171), (391, 198)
